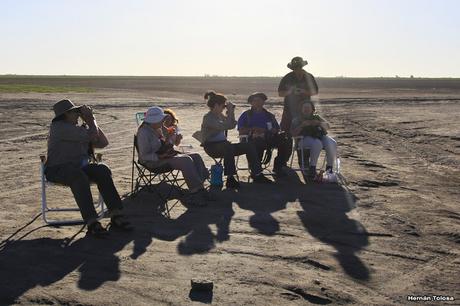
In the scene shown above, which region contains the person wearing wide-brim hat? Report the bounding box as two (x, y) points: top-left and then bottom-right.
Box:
(136, 106), (212, 206)
(45, 99), (132, 236)
(278, 56), (319, 167)
(237, 92), (291, 177)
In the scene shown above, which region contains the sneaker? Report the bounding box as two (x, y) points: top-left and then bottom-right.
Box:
(325, 166), (333, 174)
(225, 176), (240, 189)
(253, 174), (273, 184)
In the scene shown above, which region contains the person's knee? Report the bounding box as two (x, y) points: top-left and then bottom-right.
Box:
(323, 137), (337, 150)
(96, 163), (112, 177)
(313, 139), (323, 149)
(176, 156), (194, 169)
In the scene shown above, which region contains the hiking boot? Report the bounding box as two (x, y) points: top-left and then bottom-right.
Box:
(225, 176), (240, 189)
(253, 174), (273, 184)
(87, 221), (109, 238)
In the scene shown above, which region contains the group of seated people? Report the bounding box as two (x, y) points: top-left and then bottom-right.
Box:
(44, 93), (338, 237)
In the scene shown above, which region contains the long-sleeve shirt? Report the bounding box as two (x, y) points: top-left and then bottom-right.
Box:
(46, 121), (97, 167)
(200, 111), (236, 143)
(136, 123), (165, 165)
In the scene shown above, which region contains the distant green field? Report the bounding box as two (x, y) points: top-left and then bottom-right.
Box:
(0, 84), (94, 93)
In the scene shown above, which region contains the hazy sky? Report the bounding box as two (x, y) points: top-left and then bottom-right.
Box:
(1, 0), (459, 77)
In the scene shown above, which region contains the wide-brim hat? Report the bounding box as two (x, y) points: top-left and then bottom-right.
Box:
(248, 92), (268, 103)
(52, 99), (81, 120)
(144, 106), (167, 124)
(287, 56), (308, 70)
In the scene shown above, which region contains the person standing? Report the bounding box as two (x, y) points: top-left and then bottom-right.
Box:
(278, 56), (319, 164)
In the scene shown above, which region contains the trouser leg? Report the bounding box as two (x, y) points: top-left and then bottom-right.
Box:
(321, 136), (337, 168)
(251, 138), (267, 163)
(270, 133), (291, 168)
(233, 142), (262, 176)
(83, 163), (123, 214)
(188, 153), (209, 182)
(204, 142), (237, 176)
(164, 155), (203, 191)
(300, 137), (323, 167)
(45, 164), (98, 223)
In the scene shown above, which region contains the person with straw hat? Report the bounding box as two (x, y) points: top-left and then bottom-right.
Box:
(45, 99), (132, 237)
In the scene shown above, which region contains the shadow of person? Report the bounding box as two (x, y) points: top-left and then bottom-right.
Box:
(296, 184), (370, 281)
(0, 230), (135, 304)
(124, 187), (235, 257)
(176, 194), (235, 255)
(234, 169), (302, 236)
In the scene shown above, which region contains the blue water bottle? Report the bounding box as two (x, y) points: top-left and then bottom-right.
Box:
(210, 163), (223, 187)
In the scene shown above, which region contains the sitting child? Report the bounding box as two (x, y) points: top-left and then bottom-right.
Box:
(291, 101), (337, 180)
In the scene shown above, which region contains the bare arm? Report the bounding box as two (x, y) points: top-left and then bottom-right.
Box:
(92, 127), (109, 148)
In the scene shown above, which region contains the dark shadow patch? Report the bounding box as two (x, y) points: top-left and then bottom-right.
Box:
(283, 286), (332, 304)
(189, 288), (213, 304)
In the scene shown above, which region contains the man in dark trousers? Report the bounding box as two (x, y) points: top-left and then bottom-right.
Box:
(278, 56), (319, 168)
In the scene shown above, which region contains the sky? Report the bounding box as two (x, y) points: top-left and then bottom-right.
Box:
(1, 0), (459, 77)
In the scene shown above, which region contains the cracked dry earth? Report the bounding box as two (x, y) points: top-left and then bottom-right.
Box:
(0, 89), (459, 305)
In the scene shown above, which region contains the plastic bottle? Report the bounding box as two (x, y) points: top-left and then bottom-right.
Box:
(210, 163), (223, 187)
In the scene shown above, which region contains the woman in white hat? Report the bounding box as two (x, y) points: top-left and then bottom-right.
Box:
(45, 99), (132, 236)
(136, 106), (211, 205)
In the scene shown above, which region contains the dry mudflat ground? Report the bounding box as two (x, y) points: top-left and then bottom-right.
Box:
(0, 77), (459, 305)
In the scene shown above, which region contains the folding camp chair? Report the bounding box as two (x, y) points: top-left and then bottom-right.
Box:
(131, 112), (186, 217)
(236, 135), (274, 181)
(40, 154), (106, 225)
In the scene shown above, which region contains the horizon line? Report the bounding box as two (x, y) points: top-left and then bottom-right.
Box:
(1, 74), (460, 79)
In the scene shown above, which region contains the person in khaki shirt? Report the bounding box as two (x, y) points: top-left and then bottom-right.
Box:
(45, 99), (132, 236)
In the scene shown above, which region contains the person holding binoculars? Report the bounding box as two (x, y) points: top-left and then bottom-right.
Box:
(200, 91), (273, 189)
(45, 99), (132, 237)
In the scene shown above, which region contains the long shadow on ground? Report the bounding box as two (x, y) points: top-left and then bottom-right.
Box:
(297, 183), (370, 281)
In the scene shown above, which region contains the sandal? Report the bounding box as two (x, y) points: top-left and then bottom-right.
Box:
(86, 221), (109, 238)
(109, 215), (134, 231)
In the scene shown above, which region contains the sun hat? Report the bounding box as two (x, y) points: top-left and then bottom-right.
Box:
(287, 56), (308, 70)
(144, 106), (167, 124)
(52, 99), (81, 120)
(247, 92), (268, 103)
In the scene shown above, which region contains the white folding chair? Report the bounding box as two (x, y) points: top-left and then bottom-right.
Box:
(289, 136), (341, 181)
(40, 154), (106, 225)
